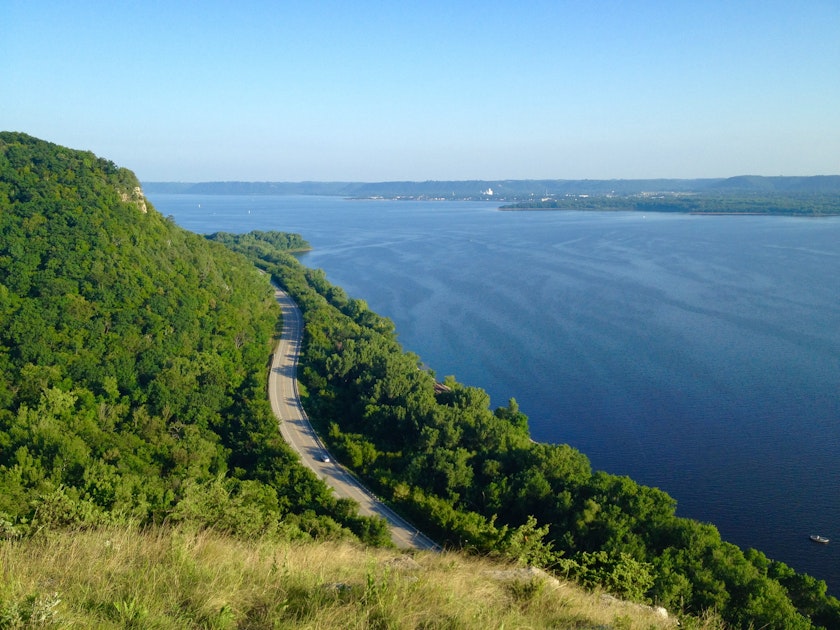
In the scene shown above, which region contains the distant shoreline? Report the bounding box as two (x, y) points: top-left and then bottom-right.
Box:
(498, 195), (840, 216)
(143, 179), (840, 216)
(501, 207), (840, 217)
(142, 175), (840, 200)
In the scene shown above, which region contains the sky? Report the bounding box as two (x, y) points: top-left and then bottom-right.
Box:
(3, 1), (839, 182)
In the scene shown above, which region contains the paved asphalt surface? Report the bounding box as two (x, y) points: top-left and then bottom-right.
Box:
(269, 285), (440, 551)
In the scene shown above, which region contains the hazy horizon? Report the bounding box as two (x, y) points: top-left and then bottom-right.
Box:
(4, 1), (838, 182)
(141, 175), (839, 184)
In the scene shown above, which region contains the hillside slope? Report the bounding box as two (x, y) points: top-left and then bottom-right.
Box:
(0, 132), (387, 544)
(1, 525), (686, 629)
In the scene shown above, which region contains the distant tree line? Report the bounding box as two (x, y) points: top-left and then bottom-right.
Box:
(222, 230), (840, 629)
(143, 175), (840, 200)
(209, 229), (310, 254)
(501, 193), (840, 215)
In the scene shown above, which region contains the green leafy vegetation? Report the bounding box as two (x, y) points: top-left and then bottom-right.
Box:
(0, 131), (388, 545)
(501, 192), (840, 215)
(208, 230), (310, 254)
(220, 230), (840, 629)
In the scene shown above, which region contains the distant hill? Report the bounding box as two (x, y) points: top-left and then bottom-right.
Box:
(700, 175), (840, 194)
(143, 175), (840, 199)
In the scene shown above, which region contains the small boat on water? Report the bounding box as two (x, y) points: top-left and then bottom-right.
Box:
(809, 535), (830, 544)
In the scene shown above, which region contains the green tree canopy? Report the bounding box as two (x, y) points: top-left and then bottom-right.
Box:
(0, 132), (386, 545)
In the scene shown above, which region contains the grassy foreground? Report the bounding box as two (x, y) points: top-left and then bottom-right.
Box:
(0, 526), (720, 629)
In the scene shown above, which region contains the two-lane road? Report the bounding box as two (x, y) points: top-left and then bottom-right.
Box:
(268, 285), (439, 551)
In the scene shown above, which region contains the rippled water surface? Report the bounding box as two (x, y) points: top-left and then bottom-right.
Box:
(149, 193), (840, 591)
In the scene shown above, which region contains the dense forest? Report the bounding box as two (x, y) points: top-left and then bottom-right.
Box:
(0, 132), (389, 546)
(4, 132), (840, 628)
(217, 231), (840, 629)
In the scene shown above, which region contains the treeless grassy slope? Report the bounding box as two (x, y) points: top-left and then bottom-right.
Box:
(0, 526), (717, 629)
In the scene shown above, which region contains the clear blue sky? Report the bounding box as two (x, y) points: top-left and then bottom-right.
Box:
(3, 1), (839, 181)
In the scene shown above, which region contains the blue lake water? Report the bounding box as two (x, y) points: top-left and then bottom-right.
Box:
(148, 193), (840, 592)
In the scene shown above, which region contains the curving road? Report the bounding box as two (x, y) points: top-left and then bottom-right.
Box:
(268, 285), (440, 551)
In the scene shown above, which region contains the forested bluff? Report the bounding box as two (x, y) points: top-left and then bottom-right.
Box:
(2, 131), (839, 629)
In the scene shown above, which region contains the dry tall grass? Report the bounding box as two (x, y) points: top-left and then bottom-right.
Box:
(0, 526), (722, 629)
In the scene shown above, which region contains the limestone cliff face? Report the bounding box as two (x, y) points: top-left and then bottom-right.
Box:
(120, 185), (148, 213)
